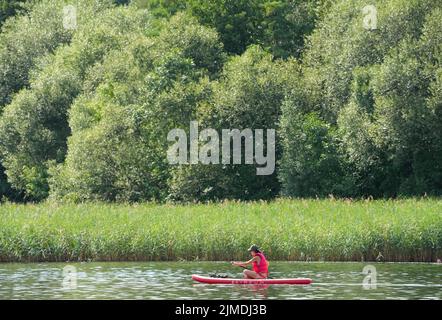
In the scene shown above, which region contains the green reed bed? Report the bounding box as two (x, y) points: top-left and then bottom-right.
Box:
(0, 199), (441, 262)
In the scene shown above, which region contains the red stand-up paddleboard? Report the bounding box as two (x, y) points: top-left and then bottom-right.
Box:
(192, 275), (312, 285)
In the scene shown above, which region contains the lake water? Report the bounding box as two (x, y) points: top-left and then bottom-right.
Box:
(0, 262), (440, 300)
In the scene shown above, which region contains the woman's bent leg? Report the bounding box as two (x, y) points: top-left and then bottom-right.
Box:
(243, 270), (264, 279)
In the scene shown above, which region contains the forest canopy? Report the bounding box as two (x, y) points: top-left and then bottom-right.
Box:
(0, 0), (441, 202)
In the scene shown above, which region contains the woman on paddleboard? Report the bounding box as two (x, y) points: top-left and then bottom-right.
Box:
(231, 244), (269, 279)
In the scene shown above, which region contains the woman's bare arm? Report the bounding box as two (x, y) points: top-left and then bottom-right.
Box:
(231, 256), (260, 267)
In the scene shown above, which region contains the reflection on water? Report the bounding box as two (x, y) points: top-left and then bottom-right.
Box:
(0, 262), (440, 300)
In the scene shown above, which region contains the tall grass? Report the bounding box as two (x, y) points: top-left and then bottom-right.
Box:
(0, 199), (441, 262)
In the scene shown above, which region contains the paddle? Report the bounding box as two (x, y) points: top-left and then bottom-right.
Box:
(209, 262), (247, 278)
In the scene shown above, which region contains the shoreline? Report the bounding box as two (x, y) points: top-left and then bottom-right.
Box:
(0, 260), (440, 264)
(1, 199), (441, 263)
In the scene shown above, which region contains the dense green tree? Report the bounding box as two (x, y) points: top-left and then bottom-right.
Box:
(0, 6), (151, 200)
(1, 0), (441, 202)
(0, 0), (116, 200)
(130, 0), (323, 58)
(280, 0), (442, 198)
(169, 46), (299, 201)
(0, 0), (115, 109)
(132, 0), (186, 17)
(49, 13), (225, 201)
(366, 8), (442, 195)
(186, 0), (320, 58)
